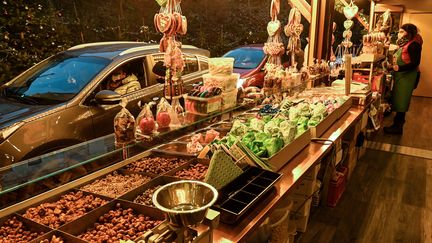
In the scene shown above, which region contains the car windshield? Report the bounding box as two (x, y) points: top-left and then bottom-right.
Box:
(3, 54), (110, 105)
(223, 48), (265, 69)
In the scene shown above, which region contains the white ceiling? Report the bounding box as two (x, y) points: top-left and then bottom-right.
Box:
(378, 0), (432, 12)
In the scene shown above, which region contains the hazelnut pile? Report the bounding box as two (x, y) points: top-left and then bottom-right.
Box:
(80, 172), (151, 198)
(125, 157), (189, 174)
(0, 216), (45, 242)
(174, 163), (208, 180)
(23, 191), (108, 228)
(133, 185), (162, 206)
(78, 203), (161, 242)
(39, 235), (64, 243)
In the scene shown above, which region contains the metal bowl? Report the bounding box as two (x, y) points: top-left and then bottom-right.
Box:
(152, 180), (218, 227)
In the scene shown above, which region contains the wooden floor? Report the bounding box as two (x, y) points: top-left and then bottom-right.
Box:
(299, 97), (432, 243)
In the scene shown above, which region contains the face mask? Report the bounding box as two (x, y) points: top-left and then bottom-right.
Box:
(396, 36), (409, 47)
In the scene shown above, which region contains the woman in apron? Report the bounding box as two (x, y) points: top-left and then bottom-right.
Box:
(384, 24), (423, 134)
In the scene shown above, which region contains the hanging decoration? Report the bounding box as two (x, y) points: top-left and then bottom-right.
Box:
(154, 0), (186, 103)
(361, 10), (391, 55)
(284, 7), (303, 67)
(341, 0), (357, 54)
(263, 0), (285, 66)
(262, 0), (285, 98)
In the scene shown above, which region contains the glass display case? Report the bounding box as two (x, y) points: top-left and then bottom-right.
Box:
(0, 105), (244, 210)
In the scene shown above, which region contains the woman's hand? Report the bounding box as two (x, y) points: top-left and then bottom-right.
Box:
(393, 65), (399, 71)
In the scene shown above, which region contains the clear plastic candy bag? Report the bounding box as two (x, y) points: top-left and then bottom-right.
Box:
(114, 100), (136, 147)
(135, 101), (157, 139)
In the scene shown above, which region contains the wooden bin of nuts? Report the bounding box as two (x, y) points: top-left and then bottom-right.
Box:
(34, 230), (86, 243)
(58, 200), (164, 243)
(121, 152), (193, 177)
(18, 189), (111, 229)
(165, 159), (210, 181)
(78, 171), (154, 199)
(120, 176), (181, 208)
(0, 214), (51, 242)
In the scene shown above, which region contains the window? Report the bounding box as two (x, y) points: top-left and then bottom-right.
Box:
(4, 54), (110, 105)
(101, 59), (145, 96)
(183, 54), (199, 75)
(149, 54), (199, 77)
(199, 56), (208, 71)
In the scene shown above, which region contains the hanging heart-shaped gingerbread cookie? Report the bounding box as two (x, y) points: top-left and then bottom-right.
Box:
(157, 13), (172, 33)
(343, 4), (358, 20)
(343, 30), (352, 39)
(343, 20), (354, 30)
(180, 15), (187, 35)
(267, 20), (281, 37)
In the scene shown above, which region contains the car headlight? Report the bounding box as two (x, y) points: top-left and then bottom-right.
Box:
(0, 122), (24, 142)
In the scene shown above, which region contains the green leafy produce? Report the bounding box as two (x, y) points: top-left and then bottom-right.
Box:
(255, 132), (271, 142)
(230, 120), (248, 137)
(250, 118), (265, 132)
(262, 115), (273, 124)
(264, 137), (284, 157)
(264, 120), (280, 137)
(279, 120), (297, 144)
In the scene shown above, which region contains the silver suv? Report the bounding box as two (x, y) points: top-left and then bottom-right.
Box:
(0, 42), (210, 166)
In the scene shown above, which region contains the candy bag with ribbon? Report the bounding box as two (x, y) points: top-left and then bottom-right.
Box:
(135, 101), (158, 139)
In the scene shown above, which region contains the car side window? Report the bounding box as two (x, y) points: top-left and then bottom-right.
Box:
(183, 54), (199, 75)
(83, 59), (146, 105)
(102, 59), (146, 96)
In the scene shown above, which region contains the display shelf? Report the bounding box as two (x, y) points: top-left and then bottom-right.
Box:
(357, 53), (385, 63)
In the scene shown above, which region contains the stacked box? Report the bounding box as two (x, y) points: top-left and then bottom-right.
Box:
(204, 58), (238, 109)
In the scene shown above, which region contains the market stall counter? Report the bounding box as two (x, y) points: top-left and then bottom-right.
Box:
(213, 105), (366, 242)
(0, 102), (366, 243)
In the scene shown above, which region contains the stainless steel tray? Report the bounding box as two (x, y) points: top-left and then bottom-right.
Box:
(0, 213), (52, 242)
(120, 151), (193, 177)
(59, 199), (164, 241)
(164, 159), (210, 181)
(17, 189), (112, 229)
(30, 230), (87, 243)
(76, 170), (155, 199)
(119, 176), (181, 207)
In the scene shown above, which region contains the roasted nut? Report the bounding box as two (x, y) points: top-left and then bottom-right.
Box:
(133, 185), (162, 206)
(125, 156), (189, 174)
(80, 172), (151, 198)
(0, 216), (45, 242)
(78, 204), (162, 242)
(22, 191), (108, 228)
(174, 163), (208, 180)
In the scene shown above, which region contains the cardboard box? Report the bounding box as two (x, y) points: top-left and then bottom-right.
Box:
(288, 195), (312, 217)
(293, 213), (310, 232)
(303, 163), (321, 181)
(291, 179), (316, 197)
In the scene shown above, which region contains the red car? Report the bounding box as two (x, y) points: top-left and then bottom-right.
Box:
(223, 44), (267, 88)
(224, 44), (296, 88)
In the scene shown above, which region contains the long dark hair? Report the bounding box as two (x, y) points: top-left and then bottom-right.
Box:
(401, 23), (418, 40)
